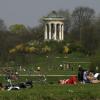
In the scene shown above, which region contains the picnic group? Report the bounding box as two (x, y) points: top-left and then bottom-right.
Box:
(59, 65), (100, 85)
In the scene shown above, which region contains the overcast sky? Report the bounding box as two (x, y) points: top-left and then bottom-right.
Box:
(0, 0), (100, 27)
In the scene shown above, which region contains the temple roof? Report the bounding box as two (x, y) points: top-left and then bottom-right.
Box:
(43, 11), (64, 21)
(47, 11), (63, 18)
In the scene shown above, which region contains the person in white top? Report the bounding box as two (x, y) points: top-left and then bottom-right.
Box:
(86, 72), (100, 83)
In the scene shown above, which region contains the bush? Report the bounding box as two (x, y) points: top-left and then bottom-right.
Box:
(90, 59), (100, 73)
(69, 42), (84, 53)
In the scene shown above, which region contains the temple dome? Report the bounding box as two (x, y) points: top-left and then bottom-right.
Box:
(47, 11), (63, 18)
(43, 11), (64, 21)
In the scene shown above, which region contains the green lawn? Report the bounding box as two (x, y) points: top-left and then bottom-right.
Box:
(0, 54), (99, 100)
(0, 84), (100, 100)
(0, 54), (90, 75)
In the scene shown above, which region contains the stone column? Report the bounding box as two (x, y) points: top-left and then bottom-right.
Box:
(54, 23), (57, 40)
(59, 24), (62, 40)
(49, 23), (51, 40)
(62, 24), (64, 40)
(44, 24), (47, 40)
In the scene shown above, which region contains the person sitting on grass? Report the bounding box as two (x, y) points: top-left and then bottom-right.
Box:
(83, 70), (90, 83)
(83, 70), (100, 84)
(77, 65), (84, 83)
(87, 71), (100, 84)
(0, 83), (4, 91)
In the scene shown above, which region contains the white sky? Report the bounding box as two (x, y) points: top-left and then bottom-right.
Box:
(0, 0), (100, 27)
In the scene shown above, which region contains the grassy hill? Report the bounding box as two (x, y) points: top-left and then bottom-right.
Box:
(0, 53), (99, 100)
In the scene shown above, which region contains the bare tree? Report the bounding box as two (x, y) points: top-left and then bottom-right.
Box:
(72, 7), (95, 26)
(57, 9), (71, 33)
(0, 19), (7, 31)
(71, 7), (95, 41)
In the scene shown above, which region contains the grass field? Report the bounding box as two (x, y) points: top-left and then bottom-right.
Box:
(0, 54), (91, 75)
(0, 84), (100, 100)
(0, 73), (100, 100)
(0, 54), (99, 100)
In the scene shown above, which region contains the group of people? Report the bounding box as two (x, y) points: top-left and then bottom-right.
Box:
(78, 65), (100, 84)
(59, 65), (100, 85)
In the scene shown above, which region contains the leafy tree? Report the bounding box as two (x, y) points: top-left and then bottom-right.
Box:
(31, 24), (44, 42)
(9, 24), (28, 34)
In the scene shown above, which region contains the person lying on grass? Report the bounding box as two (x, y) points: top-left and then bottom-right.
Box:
(59, 75), (77, 85)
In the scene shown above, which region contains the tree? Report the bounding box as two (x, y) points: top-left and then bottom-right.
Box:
(31, 24), (44, 42)
(57, 10), (71, 41)
(0, 19), (7, 31)
(72, 7), (95, 26)
(9, 24), (28, 34)
(90, 48), (100, 72)
(57, 9), (71, 33)
(81, 25), (97, 55)
(71, 7), (95, 41)
(94, 16), (100, 47)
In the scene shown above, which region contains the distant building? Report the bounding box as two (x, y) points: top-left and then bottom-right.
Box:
(43, 11), (64, 41)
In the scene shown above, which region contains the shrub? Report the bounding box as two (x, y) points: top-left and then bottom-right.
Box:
(42, 45), (51, 54)
(90, 59), (100, 73)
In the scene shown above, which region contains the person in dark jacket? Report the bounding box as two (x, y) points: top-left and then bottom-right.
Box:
(77, 65), (84, 83)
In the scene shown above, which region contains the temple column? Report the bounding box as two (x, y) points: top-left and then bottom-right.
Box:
(49, 23), (51, 40)
(62, 24), (64, 40)
(59, 24), (62, 40)
(54, 23), (57, 40)
(44, 24), (47, 40)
